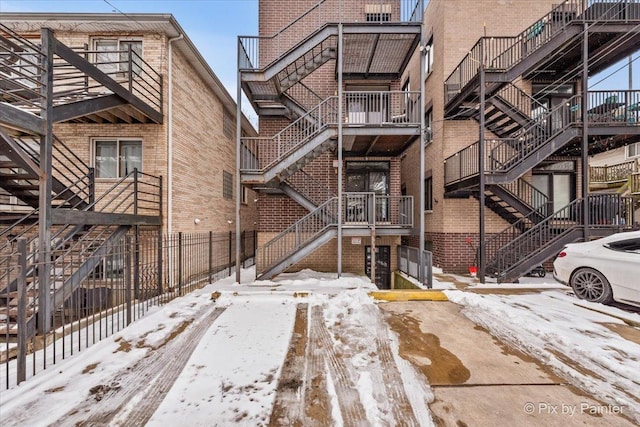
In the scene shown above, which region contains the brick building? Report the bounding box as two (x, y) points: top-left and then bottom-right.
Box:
(239, 0), (426, 288)
(240, 0), (640, 285)
(0, 13), (257, 337)
(400, 0), (640, 281)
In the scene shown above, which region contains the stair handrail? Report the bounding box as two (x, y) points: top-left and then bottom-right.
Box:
(284, 81), (327, 115)
(488, 194), (634, 275)
(498, 178), (551, 217)
(0, 23), (45, 108)
(444, 0), (630, 103)
(285, 170), (336, 207)
(444, 94), (582, 185)
(494, 83), (547, 120)
(239, 0), (423, 70)
(258, 196), (339, 273)
(241, 96), (338, 172)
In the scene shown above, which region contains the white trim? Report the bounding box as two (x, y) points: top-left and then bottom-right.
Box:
(91, 137), (143, 179)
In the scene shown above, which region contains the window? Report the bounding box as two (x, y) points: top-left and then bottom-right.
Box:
(424, 37), (434, 76)
(223, 110), (234, 139)
(94, 139), (142, 178)
(424, 176), (433, 211)
(93, 38), (142, 76)
(605, 238), (640, 253)
(365, 4), (391, 21)
(425, 109), (433, 143)
(223, 171), (233, 200)
(627, 142), (640, 159)
(241, 186), (248, 204)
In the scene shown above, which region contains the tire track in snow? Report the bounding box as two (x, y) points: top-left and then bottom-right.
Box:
(53, 305), (226, 426)
(269, 303), (308, 426)
(303, 305), (333, 426)
(365, 304), (420, 426)
(312, 306), (368, 426)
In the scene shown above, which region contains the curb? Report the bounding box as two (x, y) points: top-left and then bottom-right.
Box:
(369, 290), (448, 302)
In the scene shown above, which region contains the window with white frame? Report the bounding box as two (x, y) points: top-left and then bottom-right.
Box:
(424, 37), (434, 76)
(93, 38), (142, 76)
(93, 139), (142, 178)
(627, 142), (640, 159)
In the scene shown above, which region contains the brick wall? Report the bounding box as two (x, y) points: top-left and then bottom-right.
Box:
(48, 29), (257, 234)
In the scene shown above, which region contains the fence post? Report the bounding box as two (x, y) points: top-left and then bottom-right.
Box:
(178, 232), (183, 296)
(134, 226), (140, 300)
(157, 227), (163, 297)
(241, 231), (245, 268)
(125, 236), (132, 326)
(16, 238), (27, 385)
(209, 231), (213, 282)
(228, 231), (233, 277)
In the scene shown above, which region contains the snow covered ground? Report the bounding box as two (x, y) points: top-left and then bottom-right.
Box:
(1, 268), (638, 425)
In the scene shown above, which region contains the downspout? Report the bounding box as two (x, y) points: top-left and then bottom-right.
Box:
(168, 33), (183, 289)
(167, 34), (183, 235)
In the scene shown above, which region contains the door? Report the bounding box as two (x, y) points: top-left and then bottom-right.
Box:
(345, 162), (390, 223)
(365, 245), (391, 289)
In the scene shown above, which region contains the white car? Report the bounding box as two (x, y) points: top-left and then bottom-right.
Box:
(553, 231), (640, 308)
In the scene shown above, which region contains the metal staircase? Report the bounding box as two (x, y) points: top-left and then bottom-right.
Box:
(486, 194), (634, 282)
(444, 0), (640, 118)
(257, 193), (413, 280)
(241, 96), (339, 185)
(479, 179), (551, 225)
(0, 24), (164, 341)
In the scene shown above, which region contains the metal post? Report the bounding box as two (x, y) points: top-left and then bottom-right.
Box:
(125, 236), (132, 325)
(209, 230), (213, 282)
(582, 22), (590, 239)
(178, 232), (183, 295)
(337, 24), (344, 277)
(479, 48), (486, 283)
(38, 28), (55, 334)
(419, 19), (427, 286)
(134, 226), (140, 299)
(157, 226), (163, 296)
(228, 231), (233, 277)
(17, 238), (27, 384)
(128, 45), (133, 92)
(235, 37), (243, 284)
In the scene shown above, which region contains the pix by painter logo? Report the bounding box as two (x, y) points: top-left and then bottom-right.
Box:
(523, 401), (625, 416)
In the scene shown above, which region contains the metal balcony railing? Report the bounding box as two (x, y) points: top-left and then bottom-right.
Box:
(497, 178), (552, 217)
(239, 0), (424, 70)
(444, 0), (640, 103)
(241, 91), (421, 174)
(0, 23), (162, 118)
(257, 193), (413, 275)
(445, 90), (640, 186)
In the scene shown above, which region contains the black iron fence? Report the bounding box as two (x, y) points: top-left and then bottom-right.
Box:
(1, 228), (255, 390)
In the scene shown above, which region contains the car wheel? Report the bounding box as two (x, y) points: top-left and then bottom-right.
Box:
(570, 268), (613, 304)
(537, 269), (545, 278)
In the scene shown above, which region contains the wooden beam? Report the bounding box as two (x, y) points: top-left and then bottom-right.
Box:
(121, 105), (147, 123)
(52, 94), (125, 122)
(365, 135), (382, 155)
(108, 107), (133, 124)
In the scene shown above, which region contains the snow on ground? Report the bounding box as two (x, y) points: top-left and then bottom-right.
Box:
(445, 289), (640, 423)
(0, 268), (435, 426)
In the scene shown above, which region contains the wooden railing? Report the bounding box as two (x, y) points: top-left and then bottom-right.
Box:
(590, 159), (638, 183)
(632, 172), (640, 194)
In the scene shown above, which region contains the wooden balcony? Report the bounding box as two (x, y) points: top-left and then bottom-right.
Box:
(590, 159), (638, 190)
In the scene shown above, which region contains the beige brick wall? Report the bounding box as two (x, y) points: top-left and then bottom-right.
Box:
(46, 29), (256, 235)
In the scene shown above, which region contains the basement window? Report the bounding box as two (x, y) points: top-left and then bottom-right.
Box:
(93, 139), (142, 179)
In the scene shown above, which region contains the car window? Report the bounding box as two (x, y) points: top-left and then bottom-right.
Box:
(604, 238), (640, 253)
